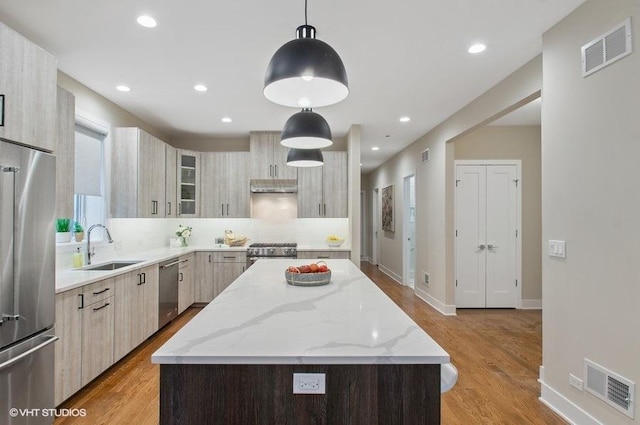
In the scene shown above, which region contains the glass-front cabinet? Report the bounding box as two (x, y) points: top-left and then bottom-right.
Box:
(177, 150), (200, 217)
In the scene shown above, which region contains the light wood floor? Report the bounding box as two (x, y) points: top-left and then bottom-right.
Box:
(55, 263), (565, 425)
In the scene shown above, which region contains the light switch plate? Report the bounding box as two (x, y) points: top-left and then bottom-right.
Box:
(548, 240), (566, 258)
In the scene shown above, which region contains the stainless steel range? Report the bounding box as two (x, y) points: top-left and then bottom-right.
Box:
(246, 243), (297, 268)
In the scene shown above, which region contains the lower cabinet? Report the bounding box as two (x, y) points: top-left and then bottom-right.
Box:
(195, 251), (246, 303)
(178, 253), (195, 313)
(113, 265), (159, 362)
(195, 252), (214, 303)
(81, 282), (114, 387)
(54, 287), (83, 406)
(297, 250), (351, 260)
(213, 252), (246, 297)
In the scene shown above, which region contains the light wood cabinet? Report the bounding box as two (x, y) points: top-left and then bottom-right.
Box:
(54, 287), (83, 406)
(55, 87), (75, 218)
(177, 150), (200, 217)
(298, 151), (347, 218)
(212, 252), (246, 296)
(80, 278), (115, 387)
(249, 131), (297, 180)
(201, 152), (250, 218)
(0, 22), (57, 152)
(297, 250), (351, 260)
(195, 252), (214, 303)
(112, 128), (167, 218)
(165, 145), (177, 217)
(113, 265), (159, 361)
(178, 254), (195, 314)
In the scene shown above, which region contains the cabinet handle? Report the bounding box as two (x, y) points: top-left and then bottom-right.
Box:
(142, 272), (146, 284)
(92, 288), (110, 295)
(317, 256), (331, 259)
(274, 165), (278, 177)
(179, 272), (183, 282)
(269, 165), (273, 177)
(324, 204), (327, 216)
(318, 204), (321, 216)
(223, 256), (235, 259)
(167, 202), (172, 215)
(208, 254), (212, 263)
(226, 204), (229, 216)
(78, 294), (84, 310)
(93, 302), (110, 312)
(137, 273), (144, 285)
(178, 202), (182, 215)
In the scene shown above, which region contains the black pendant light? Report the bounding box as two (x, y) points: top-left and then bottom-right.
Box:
(281, 108), (333, 149)
(264, 0), (348, 108)
(286, 148), (324, 167)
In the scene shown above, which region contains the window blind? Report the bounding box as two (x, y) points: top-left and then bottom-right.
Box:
(74, 125), (103, 196)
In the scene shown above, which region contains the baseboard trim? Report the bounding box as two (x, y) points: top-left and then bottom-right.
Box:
(521, 298), (542, 310)
(539, 380), (603, 425)
(378, 264), (403, 285)
(414, 287), (457, 316)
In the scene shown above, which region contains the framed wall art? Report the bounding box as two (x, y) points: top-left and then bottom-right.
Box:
(382, 184), (394, 232)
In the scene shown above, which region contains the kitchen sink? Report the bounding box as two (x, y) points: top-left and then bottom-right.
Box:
(79, 261), (142, 271)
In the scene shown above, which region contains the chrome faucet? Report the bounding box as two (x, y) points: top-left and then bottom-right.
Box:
(86, 224), (114, 265)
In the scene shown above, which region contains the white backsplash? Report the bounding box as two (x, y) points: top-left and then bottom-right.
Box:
(56, 217), (349, 270)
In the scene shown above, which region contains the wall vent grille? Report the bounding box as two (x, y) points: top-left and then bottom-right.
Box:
(421, 148), (430, 163)
(582, 18), (632, 77)
(585, 359), (635, 419)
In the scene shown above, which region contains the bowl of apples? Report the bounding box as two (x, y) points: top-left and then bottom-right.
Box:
(285, 262), (331, 286)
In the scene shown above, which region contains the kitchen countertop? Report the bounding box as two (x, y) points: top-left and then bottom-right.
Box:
(55, 244), (352, 294)
(151, 259), (450, 365)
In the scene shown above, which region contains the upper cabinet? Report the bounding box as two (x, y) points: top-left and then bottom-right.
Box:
(55, 87), (75, 218)
(165, 145), (177, 217)
(298, 151), (348, 218)
(0, 22), (57, 152)
(201, 152), (249, 218)
(249, 131), (297, 180)
(177, 150), (200, 217)
(112, 128), (167, 218)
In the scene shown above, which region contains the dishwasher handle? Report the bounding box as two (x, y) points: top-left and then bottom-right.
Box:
(160, 260), (181, 269)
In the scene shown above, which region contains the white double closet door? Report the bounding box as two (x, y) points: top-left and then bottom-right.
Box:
(455, 163), (519, 308)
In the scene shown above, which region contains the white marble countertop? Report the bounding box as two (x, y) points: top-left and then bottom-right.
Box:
(151, 259), (450, 365)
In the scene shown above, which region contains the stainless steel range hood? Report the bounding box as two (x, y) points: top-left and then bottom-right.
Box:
(250, 179), (298, 193)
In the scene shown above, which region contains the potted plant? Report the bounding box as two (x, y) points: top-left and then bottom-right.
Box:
(73, 221), (84, 242)
(56, 218), (72, 243)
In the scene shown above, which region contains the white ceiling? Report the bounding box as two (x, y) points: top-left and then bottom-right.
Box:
(0, 0), (583, 172)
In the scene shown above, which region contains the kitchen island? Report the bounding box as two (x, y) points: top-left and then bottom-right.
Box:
(152, 259), (451, 425)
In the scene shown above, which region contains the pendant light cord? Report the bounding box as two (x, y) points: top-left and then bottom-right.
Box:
(304, 0), (308, 25)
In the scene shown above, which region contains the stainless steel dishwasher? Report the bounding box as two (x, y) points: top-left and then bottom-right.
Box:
(159, 258), (180, 328)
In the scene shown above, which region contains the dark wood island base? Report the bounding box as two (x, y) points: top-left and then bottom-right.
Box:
(160, 363), (441, 425)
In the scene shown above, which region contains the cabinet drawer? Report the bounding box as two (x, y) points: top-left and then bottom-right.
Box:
(179, 254), (193, 269)
(297, 251), (350, 260)
(82, 278), (114, 305)
(213, 252), (246, 262)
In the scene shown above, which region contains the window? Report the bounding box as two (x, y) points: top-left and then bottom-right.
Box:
(73, 123), (106, 240)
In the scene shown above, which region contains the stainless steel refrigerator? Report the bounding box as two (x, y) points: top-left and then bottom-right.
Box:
(0, 139), (57, 425)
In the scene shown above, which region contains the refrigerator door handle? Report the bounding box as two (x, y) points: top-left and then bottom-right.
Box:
(0, 165), (18, 323)
(0, 335), (58, 371)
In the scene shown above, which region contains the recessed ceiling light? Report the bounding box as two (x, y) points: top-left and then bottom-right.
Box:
(116, 85), (130, 92)
(371, 147), (380, 151)
(194, 84), (208, 92)
(468, 43), (486, 54)
(399, 116), (411, 123)
(221, 117), (232, 123)
(137, 15), (157, 28)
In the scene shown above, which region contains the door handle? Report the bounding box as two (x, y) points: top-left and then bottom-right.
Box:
(478, 244), (486, 250)
(487, 244), (497, 250)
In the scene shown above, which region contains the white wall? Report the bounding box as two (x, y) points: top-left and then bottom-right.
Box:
(540, 1), (640, 423)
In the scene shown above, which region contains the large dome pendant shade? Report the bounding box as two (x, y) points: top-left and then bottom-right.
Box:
(286, 148), (324, 167)
(281, 108), (333, 149)
(264, 24), (349, 108)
